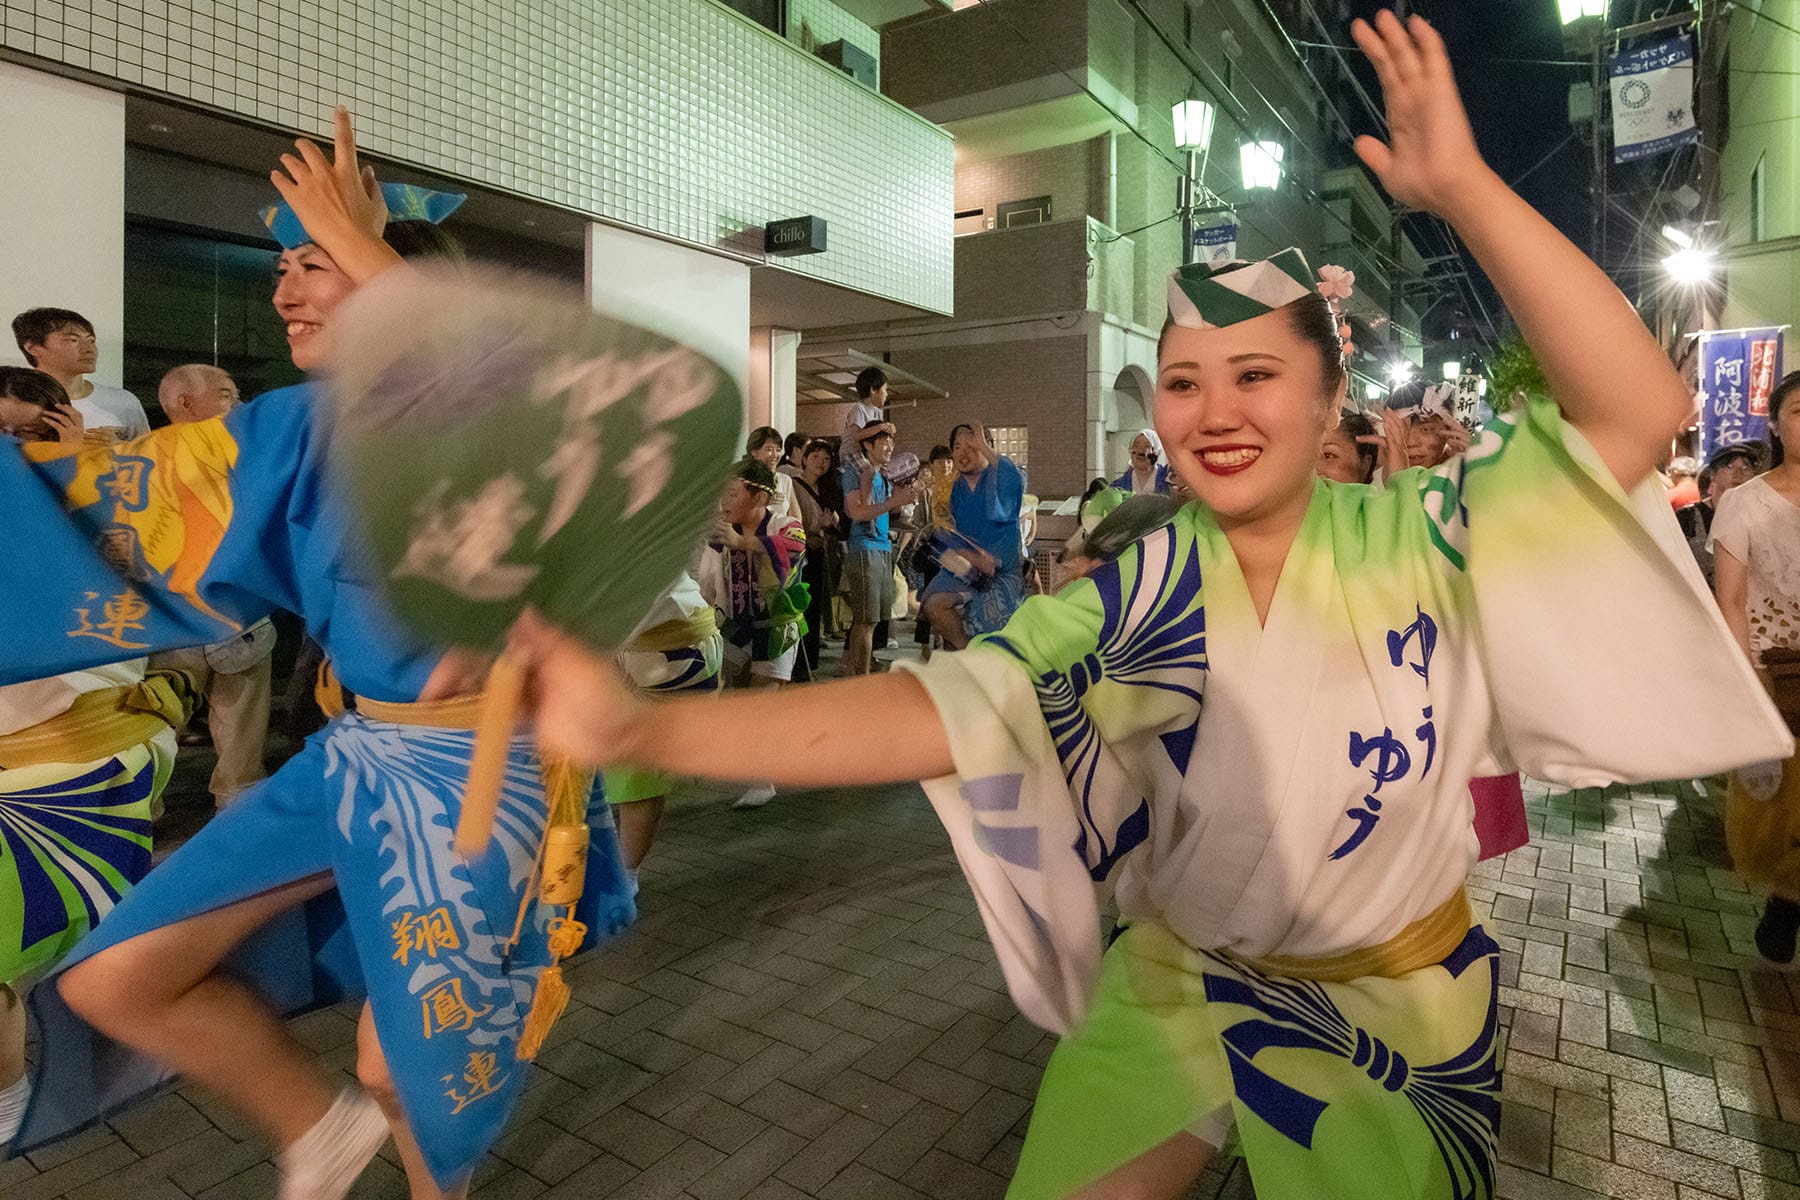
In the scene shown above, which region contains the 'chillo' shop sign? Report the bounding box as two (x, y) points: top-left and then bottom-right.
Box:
(765, 216), (828, 256)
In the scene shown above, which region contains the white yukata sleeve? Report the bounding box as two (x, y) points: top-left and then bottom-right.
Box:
(895, 648), (1106, 1034)
(893, 522), (1207, 1033)
(1426, 397), (1788, 785)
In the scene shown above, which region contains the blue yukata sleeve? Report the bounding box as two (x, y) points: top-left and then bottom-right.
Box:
(983, 455), (1025, 525)
(891, 514), (1207, 1033)
(0, 386), (440, 699)
(0, 390), (317, 683)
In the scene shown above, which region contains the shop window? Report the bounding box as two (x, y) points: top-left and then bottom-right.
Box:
(991, 425), (1029, 469)
(716, 0), (783, 35)
(997, 196), (1051, 228)
(123, 224), (301, 420)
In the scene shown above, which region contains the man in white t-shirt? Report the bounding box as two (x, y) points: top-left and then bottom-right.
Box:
(11, 307), (150, 439)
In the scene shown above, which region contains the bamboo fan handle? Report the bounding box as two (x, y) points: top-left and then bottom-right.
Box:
(455, 652), (527, 857)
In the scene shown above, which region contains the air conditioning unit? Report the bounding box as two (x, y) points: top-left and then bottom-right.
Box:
(818, 39), (877, 89)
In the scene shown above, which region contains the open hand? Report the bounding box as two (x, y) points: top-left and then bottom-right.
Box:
(1349, 12), (1490, 218)
(1437, 415), (1471, 458)
(1356, 409), (1412, 479)
(41, 405), (84, 445)
(270, 107), (393, 274)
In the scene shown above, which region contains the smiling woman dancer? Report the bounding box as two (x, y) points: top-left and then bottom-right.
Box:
(491, 14), (1784, 1199)
(0, 113), (633, 1200)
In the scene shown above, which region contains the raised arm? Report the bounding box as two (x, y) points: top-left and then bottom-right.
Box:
(509, 610), (954, 784)
(270, 106), (403, 285)
(1351, 12), (1691, 490)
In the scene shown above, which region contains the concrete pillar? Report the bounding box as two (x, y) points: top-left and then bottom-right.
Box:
(584, 223), (751, 425)
(0, 65), (126, 382)
(770, 329), (799, 435)
(747, 327), (801, 436)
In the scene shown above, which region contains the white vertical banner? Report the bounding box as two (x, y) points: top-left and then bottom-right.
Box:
(1193, 222), (1238, 267)
(1609, 35), (1697, 164)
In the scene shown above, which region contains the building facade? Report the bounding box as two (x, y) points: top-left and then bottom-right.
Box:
(0, 0), (954, 431)
(1711, 4), (1800, 342)
(791, 0), (1429, 497)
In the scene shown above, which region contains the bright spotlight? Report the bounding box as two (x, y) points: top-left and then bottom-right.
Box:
(1663, 247), (1715, 285)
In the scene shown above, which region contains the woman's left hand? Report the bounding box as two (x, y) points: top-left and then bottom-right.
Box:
(41, 405), (84, 445)
(1349, 12), (1492, 219)
(1357, 409), (1411, 479)
(418, 646), (495, 701)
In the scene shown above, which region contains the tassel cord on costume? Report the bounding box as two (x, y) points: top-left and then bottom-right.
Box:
(511, 752), (594, 1061)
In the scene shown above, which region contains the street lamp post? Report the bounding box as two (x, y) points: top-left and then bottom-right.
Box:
(1173, 99), (1216, 267)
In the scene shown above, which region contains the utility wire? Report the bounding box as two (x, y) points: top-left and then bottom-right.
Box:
(966, 0), (1423, 287)
(1737, 1), (1800, 43)
(1507, 132), (1580, 190)
(1111, 0), (1424, 281)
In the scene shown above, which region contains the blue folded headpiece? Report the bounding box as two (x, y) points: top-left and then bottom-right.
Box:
(260, 182), (466, 250)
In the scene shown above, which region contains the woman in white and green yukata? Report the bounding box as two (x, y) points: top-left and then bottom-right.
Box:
(497, 13), (1786, 1199)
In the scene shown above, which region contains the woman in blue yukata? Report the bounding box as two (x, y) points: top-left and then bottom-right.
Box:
(0, 112), (633, 1200)
(495, 14), (1785, 1199)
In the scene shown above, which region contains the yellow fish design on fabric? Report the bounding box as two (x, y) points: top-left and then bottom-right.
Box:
(32, 422), (240, 627)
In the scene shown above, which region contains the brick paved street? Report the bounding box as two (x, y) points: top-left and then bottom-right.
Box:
(6, 750), (1800, 1198)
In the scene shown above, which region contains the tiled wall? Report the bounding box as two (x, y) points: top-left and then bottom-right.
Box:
(786, 0), (879, 86)
(0, 0), (952, 314)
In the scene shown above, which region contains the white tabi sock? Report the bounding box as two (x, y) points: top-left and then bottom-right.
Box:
(0, 1076), (31, 1146)
(276, 1088), (390, 1200)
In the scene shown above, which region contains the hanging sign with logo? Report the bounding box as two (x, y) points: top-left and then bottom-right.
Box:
(1609, 35), (1697, 163)
(1193, 222), (1238, 267)
(1696, 326), (1786, 460)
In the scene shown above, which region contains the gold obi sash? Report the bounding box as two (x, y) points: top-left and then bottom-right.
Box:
(625, 609), (719, 654)
(0, 672), (198, 769)
(354, 692), (485, 729)
(315, 660), (489, 729)
(1233, 890), (1473, 983)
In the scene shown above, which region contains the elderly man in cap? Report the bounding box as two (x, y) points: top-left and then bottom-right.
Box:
(147, 364), (273, 808)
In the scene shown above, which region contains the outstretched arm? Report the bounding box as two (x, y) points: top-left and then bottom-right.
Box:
(509, 611), (955, 784)
(1351, 12), (1691, 490)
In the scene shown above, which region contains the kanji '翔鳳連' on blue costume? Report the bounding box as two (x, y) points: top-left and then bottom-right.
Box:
(0, 385), (635, 1187)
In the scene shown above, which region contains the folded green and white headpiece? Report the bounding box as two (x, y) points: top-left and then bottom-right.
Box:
(1167, 248), (1318, 330)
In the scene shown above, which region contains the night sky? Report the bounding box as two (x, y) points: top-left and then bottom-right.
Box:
(1398, 1), (1595, 246)
(1338, 1), (1606, 339)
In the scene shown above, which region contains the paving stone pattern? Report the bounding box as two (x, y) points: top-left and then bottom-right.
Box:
(7, 764), (1800, 1198)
